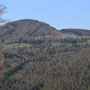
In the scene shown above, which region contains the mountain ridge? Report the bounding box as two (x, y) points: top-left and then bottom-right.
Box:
(61, 28), (90, 36)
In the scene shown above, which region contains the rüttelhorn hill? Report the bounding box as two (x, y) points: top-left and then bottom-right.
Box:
(0, 19), (61, 44)
(61, 28), (90, 36)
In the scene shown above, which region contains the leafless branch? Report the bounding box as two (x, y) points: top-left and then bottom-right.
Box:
(0, 4), (6, 23)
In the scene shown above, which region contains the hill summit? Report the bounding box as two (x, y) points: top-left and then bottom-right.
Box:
(0, 19), (61, 44)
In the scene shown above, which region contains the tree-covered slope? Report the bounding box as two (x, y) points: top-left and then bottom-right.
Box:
(61, 28), (90, 36)
(0, 19), (61, 44)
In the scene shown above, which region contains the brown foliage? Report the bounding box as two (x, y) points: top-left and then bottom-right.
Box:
(0, 43), (4, 75)
(1, 43), (90, 90)
(0, 63), (3, 70)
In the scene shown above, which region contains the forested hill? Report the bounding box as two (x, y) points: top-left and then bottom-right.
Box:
(0, 19), (90, 90)
(0, 19), (61, 44)
(61, 28), (90, 36)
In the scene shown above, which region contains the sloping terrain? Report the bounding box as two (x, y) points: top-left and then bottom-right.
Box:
(0, 19), (90, 90)
(0, 42), (90, 90)
(0, 19), (61, 44)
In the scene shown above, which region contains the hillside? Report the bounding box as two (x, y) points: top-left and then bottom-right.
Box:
(0, 39), (90, 90)
(0, 19), (90, 90)
(61, 28), (90, 36)
(0, 19), (61, 44)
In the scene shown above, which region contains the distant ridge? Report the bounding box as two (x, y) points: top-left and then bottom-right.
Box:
(61, 28), (90, 36)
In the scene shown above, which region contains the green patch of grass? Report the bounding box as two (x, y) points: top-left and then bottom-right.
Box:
(77, 40), (90, 46)
(4, 43), (32, 48)
(61, 34), (69, 39)
(61, 34), (79, 39)
(88, 87), (90, 90)
(51, 42), (73, 47)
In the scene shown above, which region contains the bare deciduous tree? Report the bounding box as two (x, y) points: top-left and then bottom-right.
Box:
(0, 4), (6, 23)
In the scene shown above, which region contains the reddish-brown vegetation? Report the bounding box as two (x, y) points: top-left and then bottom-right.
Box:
(0, 43), (4, 75)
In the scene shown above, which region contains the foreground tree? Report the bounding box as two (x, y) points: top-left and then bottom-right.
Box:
(0, 4), (6, 75)
(0, 4), (6, 23)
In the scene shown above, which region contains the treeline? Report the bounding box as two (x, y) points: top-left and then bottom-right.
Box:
(61, 29), (90, 36)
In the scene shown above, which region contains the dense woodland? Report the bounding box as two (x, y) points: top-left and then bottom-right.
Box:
(0, 36), (89, 90)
